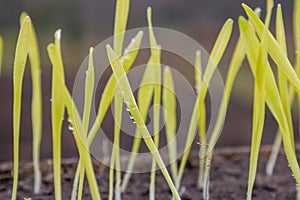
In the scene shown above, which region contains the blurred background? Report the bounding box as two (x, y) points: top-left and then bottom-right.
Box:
(0, 0), (297, 161)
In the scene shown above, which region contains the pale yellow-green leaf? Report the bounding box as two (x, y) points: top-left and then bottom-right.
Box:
(194, 50), (207, 189)
(109, 91), (123, 200)
(247, 47), (266, 200)
(239, 16), (300, 185)
(48, 44), (101, 200)
(87, 31), (143, 145)
(176, 19), (233, 190)
(49, 29), (65, 200)
(163, 66), (177, 181)
(113, 0), (130, 56)
(122, 9), (161, 192)
(111, 1), (130, 198)
(146, 7), (162, 200)
(20, 12), (43, 195)
(12, 16), (31, 200)
(76, 47), (95, 200)
(106, 44), (180, 200)
(246, 2), (271, 197)
(242, 4), (300, 95)
(266, 2), (295, 177)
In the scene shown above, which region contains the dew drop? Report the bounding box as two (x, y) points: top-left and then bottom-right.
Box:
(85, 70), (90, 75)
(50, 98), (53, 102)
(68, 124), (74, 131)
(67, 118), (72, 123)
(126, 107), (130, 112)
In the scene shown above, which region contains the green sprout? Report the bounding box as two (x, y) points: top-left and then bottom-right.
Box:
(163, 66), (177, 182)
(176, 19), (233, 193)
(121, 7), (162, 193)
(109, 0), (129, 199)
(266, 0), (300, 176)
(48, 43), (102, 200)
(194, 50), (207, 189)
(19, 12), (43, 195)
(7, 0), (300, 199)
(50, 29), (65, 200)
(146, 7), (163, 200)
(12, 15), (30, 200)
(12, 13), (43, 198)
(241, 3), (300, 186)
(246, 1), (272, 198)
(71, 31), (143, 200)
(106, 44), (181, 200)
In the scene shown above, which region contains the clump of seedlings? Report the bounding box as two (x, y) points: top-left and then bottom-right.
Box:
(4, 0), (300, 199)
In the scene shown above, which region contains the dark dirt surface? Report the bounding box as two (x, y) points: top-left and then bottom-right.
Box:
(0, 145), (298, 200)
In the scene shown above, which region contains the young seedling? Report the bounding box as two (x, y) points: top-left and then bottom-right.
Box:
(12, 16), (30, 200)
(106, 44), (181, 200)
(71, 31), (143, 200)
(176, 19), (233, 191)
(202, 10), (262, 195)
(109, 0), (129, 199)
(121, 7), (162, 193)
(48, 44), (102, 200)
(50, 29), (65, 200)
(241, 3), (300, 185)
(76, 47), (95, 200)
(194, 50), (207, 189)
(145, 7), (163, 200)
(266, 0), (300, 177)
(246, 1), (272, 199)
(19, 12), (43, 194)
(163, 66), (178, 182)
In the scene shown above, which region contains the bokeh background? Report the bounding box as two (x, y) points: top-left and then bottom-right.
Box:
(0, 0), (297, 161)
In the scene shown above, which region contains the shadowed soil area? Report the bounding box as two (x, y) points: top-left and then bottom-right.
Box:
(0, 145), (297, 199)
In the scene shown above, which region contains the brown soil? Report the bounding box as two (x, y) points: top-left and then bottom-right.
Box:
(0, 145), (298, 200)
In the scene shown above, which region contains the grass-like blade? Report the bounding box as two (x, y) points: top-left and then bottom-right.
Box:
(20, 12), (43, 195)
(76, 47), (95, 200)
(87, 31), (143, 145)
(120, 54), (156, 191)
(176, 19), (233, 191)
(239, 15), (300, 185)
(106, 44), (181, 200)
(163, 66), (178, 181)
(242, 4), (300, 95)
(48, 44), (102, 200)
(246, 2), (272, 199)
(201, 7), (263, 188)
(194, 50), (207, 189)
(111, 0), (130, 198)
(109, 90), (122, 200)
(50, 29), (65, 200)
(12, 16), (31, 200)
(146, 7), (162, 200)
(71, 32), (143, 198)
(266, 3), (294, 176)
(122, 7), (161, 192)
